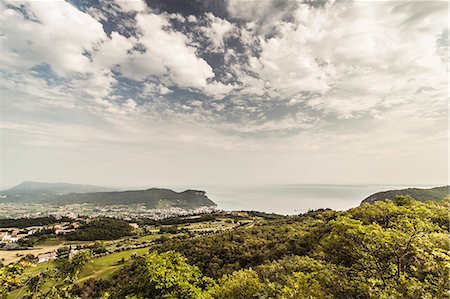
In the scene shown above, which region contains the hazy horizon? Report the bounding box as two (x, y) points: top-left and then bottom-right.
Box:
(1, 0), (448, 190)
(1, 179), (445, 192)
(1, 179), (447, 189)
(2, 180), (446, 215)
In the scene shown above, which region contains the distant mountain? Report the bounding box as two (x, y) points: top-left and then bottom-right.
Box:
(54, 188), (216, 209)
(0, 181), (114, 202)
(361, 186), (449, 205)
(0, 182), (216, 209)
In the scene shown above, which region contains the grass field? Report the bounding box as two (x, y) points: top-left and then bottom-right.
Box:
(7, 247), (151, 299)
(7, 263), (56, 299)
(77, 247), (150, 282)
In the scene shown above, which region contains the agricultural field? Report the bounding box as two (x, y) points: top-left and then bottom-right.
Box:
(0, 246), (61, 265)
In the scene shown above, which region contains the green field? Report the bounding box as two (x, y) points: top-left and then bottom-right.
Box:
(77, 247), (150, 282)
(7, 247), (151, 299)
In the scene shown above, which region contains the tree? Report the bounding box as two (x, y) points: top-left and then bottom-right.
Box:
(209, 269), (263, 299)
(0, 261), (31, 298)
(55, 251), (91, 280)
(108, 251), (214, 299)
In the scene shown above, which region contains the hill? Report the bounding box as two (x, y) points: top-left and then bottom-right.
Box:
(361, 185), (449, 204)
(0, 181), (113, 202)
(54, 188), (216, 209)
(0, 182), (216, 209)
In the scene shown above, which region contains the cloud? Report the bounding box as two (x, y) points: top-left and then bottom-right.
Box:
(0, 1), (105, 75)
(201, 12), (236, 52)
(226, 0), (298, 35)
(0, 0), (447, 187)
(228, 0), (447, 121)
(142, 82), (173, 97)
(115, 0), (147, 13)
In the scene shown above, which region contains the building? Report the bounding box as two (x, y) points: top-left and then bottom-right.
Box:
(37, 251), (57, 264)
(129, 223), (139, 229)
(1, 232), (19, 243)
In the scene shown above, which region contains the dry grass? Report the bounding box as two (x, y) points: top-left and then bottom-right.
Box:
(0, 245), (61, 264)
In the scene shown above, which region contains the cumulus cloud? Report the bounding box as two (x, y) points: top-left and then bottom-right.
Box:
(227, 0), (447, 121)
(0, 0), (447, 187)
(115, 0), (147, 13)
(201, 12), (236, 52)
(0, 1), (105, 75)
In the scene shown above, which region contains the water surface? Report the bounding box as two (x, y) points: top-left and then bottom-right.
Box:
(180, 184), (438, 215)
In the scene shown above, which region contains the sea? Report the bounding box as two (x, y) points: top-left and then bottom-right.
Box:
(168, 184), (439, 215)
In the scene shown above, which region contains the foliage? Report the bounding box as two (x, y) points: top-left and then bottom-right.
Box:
(106, 251), (214, 299)
(138, 213), (218, 226)
(157, 210), (334, 278)
(362, 186), (449, 204)
(65, 218), (133, 241)
(55, 251), (91, 280)
(0, 216), (73, 228)
(53, 188), (215, 208)
(209, 269), (263, 299)
(0, 261), (31, 298)
(3, 198), (449, 299)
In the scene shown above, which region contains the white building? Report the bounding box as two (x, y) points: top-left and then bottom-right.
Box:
(1, 232), (19, 243)
(37, 251), (57, 263)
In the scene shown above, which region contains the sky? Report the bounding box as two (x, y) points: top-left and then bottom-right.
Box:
(0, 0), (448, 189)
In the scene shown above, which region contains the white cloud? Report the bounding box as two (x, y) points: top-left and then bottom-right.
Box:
(135, 12), (214, 88)
(231, 1), (447, 120)
(142, 82), (173, 96)
(187, 15), (197, 23)
(115, 0), (147, 13)
(106, 12), (233, 96)
(201, 13), (236, 52)
(0, 0), (447, 188)
(0, 1), (105, 75)
(226, 0), (297, 35)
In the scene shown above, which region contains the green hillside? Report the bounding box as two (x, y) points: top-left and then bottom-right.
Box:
(0, 181), (113, 203)
(0, 182), (216, 209)
(361, 186), (449, 204)
(54, 188), (216, 208)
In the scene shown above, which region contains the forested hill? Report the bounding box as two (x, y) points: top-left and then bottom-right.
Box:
(361, 185), (449, 204)
(0, 181), (113, 202)
(54, 188), (216, 208)
(0, 182), (216, 209)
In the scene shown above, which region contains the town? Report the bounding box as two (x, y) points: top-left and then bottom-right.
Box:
(0, 202), (216, 220)
(0, 208), (256, 267)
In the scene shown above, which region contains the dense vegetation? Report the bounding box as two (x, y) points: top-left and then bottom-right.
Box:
(65, 218), (133, 241)
(0, 216), (73, 228)
(156, 210), (333, 278)
(54, 188), (216, 208)
(100, 197), (450, 298)
(1, 196), (448, 298)
(136, 210), (280, 226)
(362, 185), (448, 204)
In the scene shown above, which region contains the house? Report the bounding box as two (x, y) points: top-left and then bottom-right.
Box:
(69, 248), (79, 259)
(230, 211), (249, 218)
(129, 223), (139, 229)
(1, 232), (19, 243)
(37, 251), (57, 264)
